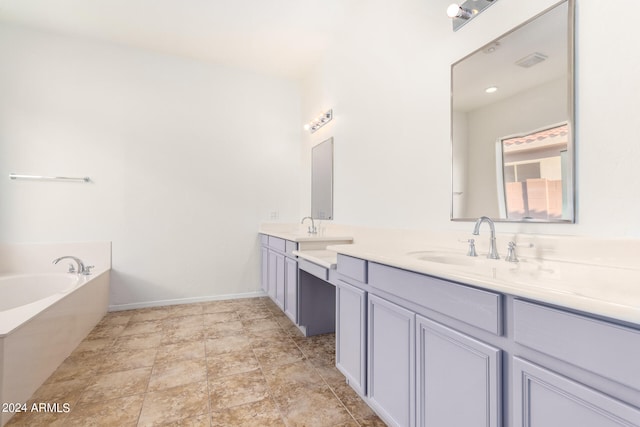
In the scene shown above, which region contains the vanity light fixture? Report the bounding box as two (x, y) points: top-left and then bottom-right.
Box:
(447, 0), (496, 31)
(304, 109), (333, 133)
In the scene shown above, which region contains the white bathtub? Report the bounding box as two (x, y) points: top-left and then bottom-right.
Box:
(0, 262), (109, 426)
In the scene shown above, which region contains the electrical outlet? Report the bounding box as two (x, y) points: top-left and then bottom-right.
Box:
(269, 211), (279, 220)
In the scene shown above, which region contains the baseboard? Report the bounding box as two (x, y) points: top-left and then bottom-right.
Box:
(108, 291), (268, 312)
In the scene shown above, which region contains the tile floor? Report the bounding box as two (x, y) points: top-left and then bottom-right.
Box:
(6, 297), (386, 427)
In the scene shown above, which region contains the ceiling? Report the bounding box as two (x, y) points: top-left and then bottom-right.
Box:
(0, 0), (350, 79)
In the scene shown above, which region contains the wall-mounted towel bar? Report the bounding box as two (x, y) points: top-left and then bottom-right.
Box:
(9, 174), (91, 183)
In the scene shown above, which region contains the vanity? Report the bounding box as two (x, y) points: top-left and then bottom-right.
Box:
(329, 242), (640, 427)
(258, 229), (351, 336)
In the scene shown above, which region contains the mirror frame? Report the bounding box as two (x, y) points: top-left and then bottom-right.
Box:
(450, 0), (575, 223)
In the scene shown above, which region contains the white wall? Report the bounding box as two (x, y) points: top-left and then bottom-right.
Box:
(301, 0), (640, 238)
(0, 23), (302, 308)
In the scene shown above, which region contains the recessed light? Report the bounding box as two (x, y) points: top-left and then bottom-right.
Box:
(485, 86), (498, 93)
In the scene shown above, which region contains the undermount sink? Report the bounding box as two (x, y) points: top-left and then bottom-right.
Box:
(407, 250), (484, 267)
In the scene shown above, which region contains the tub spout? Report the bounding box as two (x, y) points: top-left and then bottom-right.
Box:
(53, 256), (93, 275)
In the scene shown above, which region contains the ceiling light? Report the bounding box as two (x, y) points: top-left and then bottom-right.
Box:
(485, 86), (498, 93)
(447, 4), (473, 19)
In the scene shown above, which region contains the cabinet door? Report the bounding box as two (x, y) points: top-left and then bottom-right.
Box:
(336, 280), (367, 396)
(513, 357), (640, 427)
(275, 252), (285, 309)
(416, 315), (501, 427)
(284, 257), (298, 323)
(267, 250), (277, 302)
(260, 246), (269, 294)
(368, 294), (415, 427)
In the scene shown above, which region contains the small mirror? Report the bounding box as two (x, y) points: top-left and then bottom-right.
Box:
(311, 137), (333, 220)
(451, 0), (575, 222)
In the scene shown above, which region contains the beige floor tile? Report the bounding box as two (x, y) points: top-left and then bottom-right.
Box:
(138, 381), (209, 427)
(148, 358), (207, 391)
(210, 398), (285, 427)
(262, 360), (326, 397)
(99, 348), (157, 373)
(65, 394), (145, 427)
(168, 413), (212, 427)
(235, 308), (273, 321)
(276, 385), (353, 427)
(329, 382), (376, 420)
(98, 310), (133, 326)
(161, 326), (206, 345)
(205, 334), (252, 356)
(200, 300), (238, 314)
(253, 341), (306, 370)
(44, 353), (105, 384)
(166, 304), (205, 318)
(155, 340), (206, 364)
(356, 415), (389, 426)
(79, 367), (152, 403)
(3, 409), (69, 427)
(203, 311), (239, 325)
(85, 323), (126, 340)
(204, 320), (244, 338)
(120, 319), (164, 336)
(129, 308), (172, 323)
(71, 337), (114, 356)
(209, 370), (269, 411)
(246, 327), (289, 349)
(309, 357), (347, 386)
(163, 314), (204, 330)
(206, 350), (261, 379)
(112, 332), (163, 352)
(28, 378), (88, 407)
(242, 318), (281, 333)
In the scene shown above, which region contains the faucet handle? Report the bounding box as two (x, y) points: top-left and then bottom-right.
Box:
(467, 239), (478, 257)
(505, 242), (519, 263)
(82, 265), (95, 275)
(67, 263), (76, 274)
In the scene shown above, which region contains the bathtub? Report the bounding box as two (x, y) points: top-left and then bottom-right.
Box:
(0, 254), (109, 426)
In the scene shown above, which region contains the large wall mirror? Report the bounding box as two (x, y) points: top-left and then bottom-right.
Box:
(451, 0), (575, 222)
(311, 137), (333, 220)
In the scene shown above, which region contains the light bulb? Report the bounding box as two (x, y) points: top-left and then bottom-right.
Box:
(485, 86), (498, 94)
(447, 3), (473, 19)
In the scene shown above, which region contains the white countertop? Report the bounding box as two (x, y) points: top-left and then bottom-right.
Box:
(327, 243), (640, 326)
(292, 250), (338, 269)
(259, 228), (353, 243)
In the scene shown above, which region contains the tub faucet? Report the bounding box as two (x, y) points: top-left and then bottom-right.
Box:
(472, 216), (500, 259)
(53, 256), (93, 275)
(301, 216), (317, 234)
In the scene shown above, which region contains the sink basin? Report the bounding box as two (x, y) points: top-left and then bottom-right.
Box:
(407, 250), (484, 267)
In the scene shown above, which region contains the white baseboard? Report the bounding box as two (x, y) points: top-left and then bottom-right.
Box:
(108, 291), (267, 312)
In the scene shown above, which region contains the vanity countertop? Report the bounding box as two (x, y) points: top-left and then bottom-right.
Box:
(292, 249), (338, 269)
(259, 227), (353, 243)
(327, 243), (640, 326)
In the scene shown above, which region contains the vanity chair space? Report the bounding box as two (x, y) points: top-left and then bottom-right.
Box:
(331, 249), (640, 427)
(258, 230), (352, 335)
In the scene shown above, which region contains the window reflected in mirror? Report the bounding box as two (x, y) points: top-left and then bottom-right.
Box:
(498, 123), (569, 220)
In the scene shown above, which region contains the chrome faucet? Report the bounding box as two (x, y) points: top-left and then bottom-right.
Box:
(472, 216), (500, 259)
(53, 256), (93, 275)
(301, 216), (317, 234)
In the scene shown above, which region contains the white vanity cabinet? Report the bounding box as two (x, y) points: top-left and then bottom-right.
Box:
(416, 316), (501, 427)
(512, 300), (640, 427)
(261, 235), (297, 311)
(335, 279), (367, 396)
(368, 294), (416, 427)
(333, 253), (640, 427)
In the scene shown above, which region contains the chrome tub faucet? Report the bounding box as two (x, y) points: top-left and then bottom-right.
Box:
(53, 256), (94, 275)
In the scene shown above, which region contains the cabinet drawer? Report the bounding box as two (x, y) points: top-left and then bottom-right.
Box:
(268, 236), (286, 252)
(260, 234), (269, 245)
(368, 262), (502, 335)
(285, 240), (298, 256)
(514, 299), (640, 392)
(337, 254), (367, 283)
(299, 259), (329, 281)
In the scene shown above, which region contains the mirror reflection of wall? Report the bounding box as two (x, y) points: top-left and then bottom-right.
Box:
(311, 137), (334, 220)
(451, 0), (574, 223)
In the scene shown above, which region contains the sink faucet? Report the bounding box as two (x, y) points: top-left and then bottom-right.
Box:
(472, 216), (500, 259)
(301, 216), (317, 234)
(53, 256), (93, 275)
